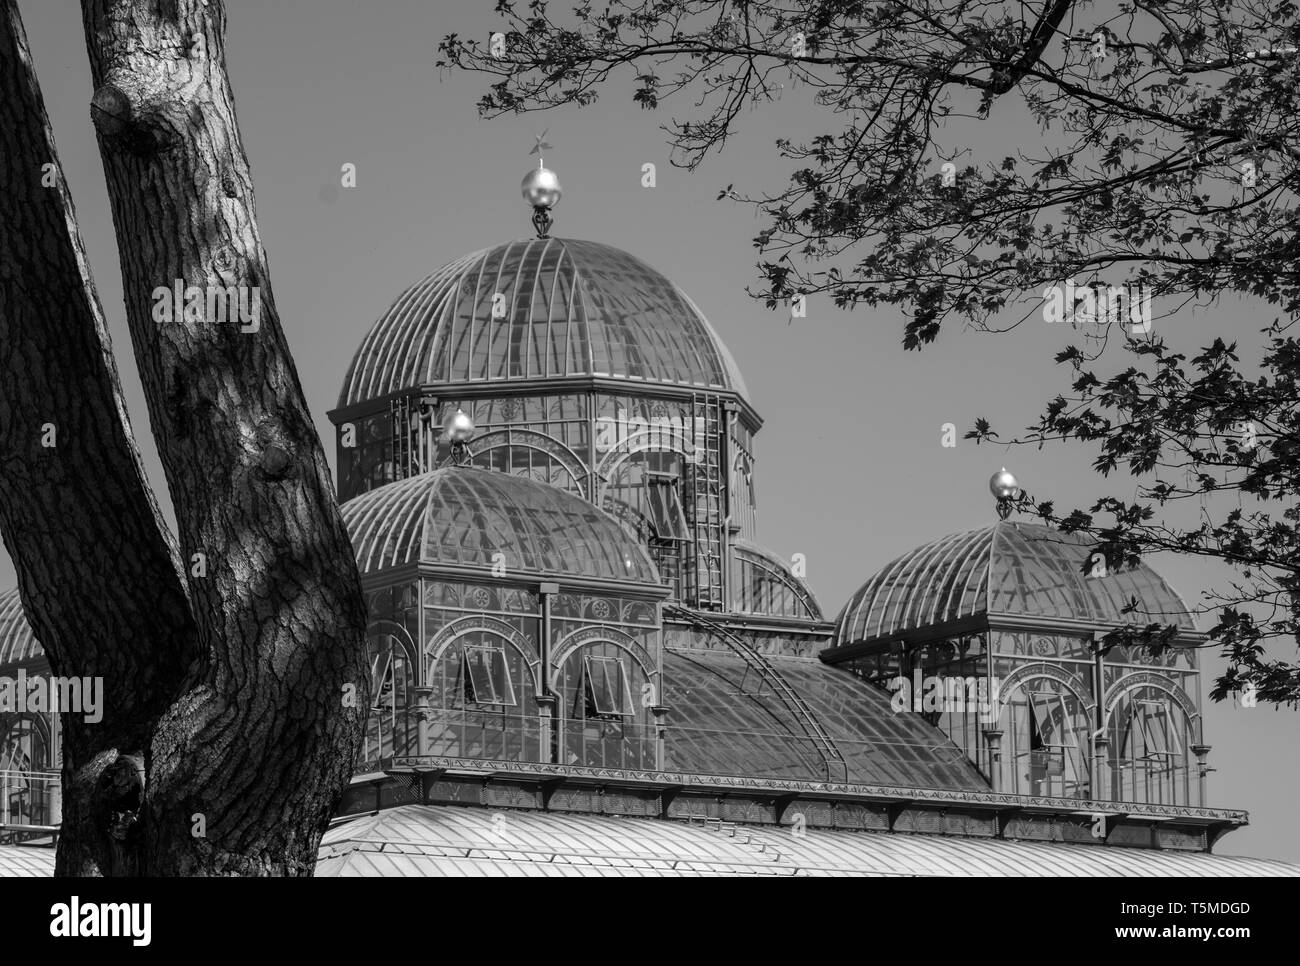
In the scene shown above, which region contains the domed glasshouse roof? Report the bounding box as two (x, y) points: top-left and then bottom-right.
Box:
(0, 587), (42, 668)
(337, 237), (749, 409)
(832, 520), (1198, 648)
(340, 466), (659, 585)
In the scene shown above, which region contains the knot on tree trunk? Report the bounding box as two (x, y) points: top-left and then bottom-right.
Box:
(90, 83), (173, 154)
(95, 753), (145, 876)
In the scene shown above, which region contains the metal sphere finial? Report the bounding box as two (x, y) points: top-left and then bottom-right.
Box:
(521, 162), (562, 238)
(990, 467), (1021, 519)
(443, 408), (475, 466)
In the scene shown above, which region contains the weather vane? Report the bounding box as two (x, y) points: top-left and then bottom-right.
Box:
(529, 129), (553, 162)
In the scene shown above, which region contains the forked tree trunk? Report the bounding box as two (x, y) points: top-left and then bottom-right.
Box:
(0, 0), (198, 877)
(0, 0), (369, 875)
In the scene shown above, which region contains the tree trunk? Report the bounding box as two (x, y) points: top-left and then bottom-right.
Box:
(0, 0), (198, 876)
(0, 0), (370, 875)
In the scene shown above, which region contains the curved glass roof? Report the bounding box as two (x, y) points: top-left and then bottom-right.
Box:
(663, 649), (988, 790)
(833, 521), (1197, 647)
(0, 588), (43, 669)
(730, 539), (824, 621)
(318, 804), (1300, 877)
(341, 466), (659, 585)
(338, 237), (749, 409)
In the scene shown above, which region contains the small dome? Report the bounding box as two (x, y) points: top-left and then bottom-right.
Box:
(338, 237), (749, 409)
(0, 588), (43, 669)
(341, 466), (659, 585)
(833, 521), (1197, 647)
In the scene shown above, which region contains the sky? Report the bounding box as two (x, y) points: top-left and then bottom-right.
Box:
(8, 0), (1298, 861)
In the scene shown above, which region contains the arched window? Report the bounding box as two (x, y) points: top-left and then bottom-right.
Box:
(0, 716), (52, 827)
(554, 641), (655, 770)
(361, 629), (416, 767)
(1000, 678), (1091, 799)
(0, 716), (48, 772)
(426, 628), (541, 762)
(1108, 685), (1196, 805)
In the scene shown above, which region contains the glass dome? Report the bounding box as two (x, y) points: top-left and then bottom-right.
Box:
(341, 465), (660, 585)
(833, 521), (1198, 647)
(338, 237), (749, 409)
(0, 588), (42, 669)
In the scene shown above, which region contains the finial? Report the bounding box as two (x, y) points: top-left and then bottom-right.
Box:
(521, 160), (562, 238)
(989, 467), (1021, 520)
(442, 408), (475, 466)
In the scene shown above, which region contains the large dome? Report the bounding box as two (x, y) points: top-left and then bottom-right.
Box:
(340, 465), (659, 585)
(338, 237), (749, 409)
(832, 520), (1197, 648)
(0, 588), (42, 668)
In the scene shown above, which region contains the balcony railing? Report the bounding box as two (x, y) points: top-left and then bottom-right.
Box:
(0, 770), (61, 834)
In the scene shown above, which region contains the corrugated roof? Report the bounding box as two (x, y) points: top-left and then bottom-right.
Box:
(834, 521), (1197, 646)
(340, 466), (659, 584)
(338, 237), (750, 410)
(0, 844), (56, 877)
(317, 804), (1300, 877)
(8, 806), (1291, 877)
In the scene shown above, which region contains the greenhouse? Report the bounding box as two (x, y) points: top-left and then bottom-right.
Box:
(2, 167), (1290, 876)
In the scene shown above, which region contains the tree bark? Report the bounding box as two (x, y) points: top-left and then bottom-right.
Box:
(0, 0), (198, 876)
(0, 0), (370, 875)
(78, 0), (370, 876)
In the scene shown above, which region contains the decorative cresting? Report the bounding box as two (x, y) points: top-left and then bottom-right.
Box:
(1102, 671), (1200, 728)
(995, 661), (1098, 716)
(336, 237), (750, 409)
(340, 466), (660, 585)
(832, 521), (1198, 647)
(0, 589), (43, 669)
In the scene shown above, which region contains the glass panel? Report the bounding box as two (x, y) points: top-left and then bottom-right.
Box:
(582, 655), (631, 717)
(644, 476), (689, 541)
(464, 645), (517, 707)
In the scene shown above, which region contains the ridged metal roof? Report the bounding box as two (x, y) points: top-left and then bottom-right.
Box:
(833, 521), (1197, 647)
(340, 466), (659, 585)
(0, 845), (56, 877)
(663, 649), (989, 789)
(337, 237), (749, 409)
(317, 804), (1300, 877)
(0, 588), (43, 670)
